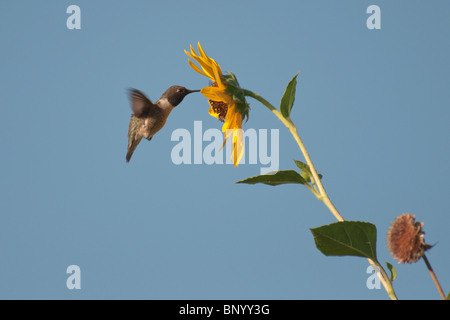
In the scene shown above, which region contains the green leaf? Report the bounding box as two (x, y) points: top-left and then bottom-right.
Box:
(280, 72), (299, 119)
(293, 160), (323, 182)
(446, 291), (450, 300)
(236, 170), (307, 186)
(294, 160), (311, 182)
(385, 262), (397, 282)
(310, 221), (378, 262)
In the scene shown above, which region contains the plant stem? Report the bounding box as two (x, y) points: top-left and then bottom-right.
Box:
(423, 254), (446, 300)
(369, 259), (397, 299)
(243, 89), (342, 219)
(244, 89), (398, 300)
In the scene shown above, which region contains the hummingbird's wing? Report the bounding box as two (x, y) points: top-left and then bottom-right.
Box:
(126, 115), (143, 162)
(126, 88), (158, 162)
(128, 88), (155, 117)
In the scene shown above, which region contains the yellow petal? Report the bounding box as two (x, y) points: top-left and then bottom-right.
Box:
(201, 87), (230, 103)
(232, 125), (244, 166)
(233, 138), (244, 166)
(190, 44), (197, 56)
(220, 120), (244, 166)
(224, 113), (243, 169)
(185, 52), (215, 80)
(225, 127), (244, 167)
(222, 117), (233, 134)
(210, 58), (223, 76)
(222, 105), (238, 132)
(211, 61), (226, 89)
(190, 43), (223, 80)
(197, 43), (223, 75)
(197, 42), (208, 59)
(208, 106), (220, 119)
(187, 58), (209, 78)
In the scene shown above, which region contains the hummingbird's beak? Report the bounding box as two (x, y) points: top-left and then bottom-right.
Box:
(187, 89), (201, 94)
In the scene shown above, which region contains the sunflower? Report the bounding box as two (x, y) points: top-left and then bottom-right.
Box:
(387, 213), (430, 264)
(185, 43), (249, 166)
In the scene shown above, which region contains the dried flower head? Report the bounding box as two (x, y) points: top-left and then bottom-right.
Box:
(387, 213), (428, 264)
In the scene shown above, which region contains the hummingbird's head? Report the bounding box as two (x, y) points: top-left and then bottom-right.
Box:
(162, 86), (200, 107)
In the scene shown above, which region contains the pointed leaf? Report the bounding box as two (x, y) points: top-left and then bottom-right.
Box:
(385, 262), (397, 282)
(236, 170), (307, 186)
(294, 159), (312, 182)
(280, 72), (299, 119)
(310, 221), (378, 262)
(294, 160), (323, 182)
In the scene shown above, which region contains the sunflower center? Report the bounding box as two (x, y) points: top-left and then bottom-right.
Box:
(208, 82), (228, 122)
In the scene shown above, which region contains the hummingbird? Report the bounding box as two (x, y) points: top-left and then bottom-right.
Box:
(126, 85), (200, 162)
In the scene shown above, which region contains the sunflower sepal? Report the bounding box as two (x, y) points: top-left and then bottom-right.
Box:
(222, 72), (250, 122)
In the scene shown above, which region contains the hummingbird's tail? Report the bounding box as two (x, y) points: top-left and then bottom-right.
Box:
(126, 136), (142, 162)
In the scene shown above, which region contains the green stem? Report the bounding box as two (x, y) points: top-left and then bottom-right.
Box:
(243, 89), (398, 300)
(243, 90), (342, 220)
(370, 259), (397, 299)
(304, 182), (321, 199)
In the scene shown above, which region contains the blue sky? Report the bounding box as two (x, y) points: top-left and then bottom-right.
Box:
(0, 0), (449, 300)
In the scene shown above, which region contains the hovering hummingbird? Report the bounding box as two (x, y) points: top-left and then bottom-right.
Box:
(126, 86), (199, 162)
